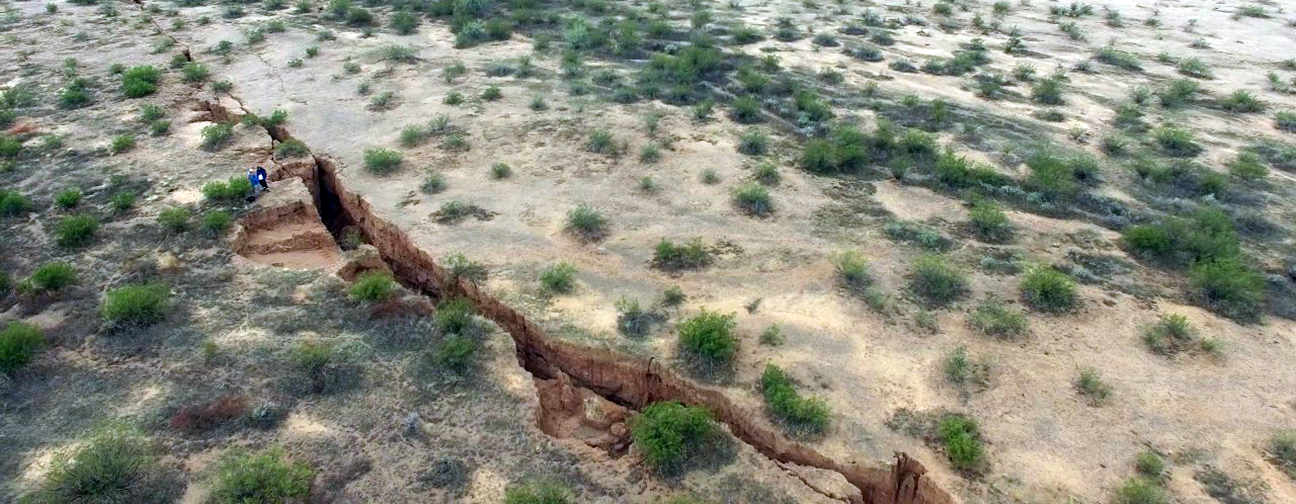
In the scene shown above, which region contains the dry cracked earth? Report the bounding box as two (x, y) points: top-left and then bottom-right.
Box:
(2, 0), (1296, 503)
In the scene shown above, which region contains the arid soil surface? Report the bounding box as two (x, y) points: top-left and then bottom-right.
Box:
(3, 0), (1296, 503)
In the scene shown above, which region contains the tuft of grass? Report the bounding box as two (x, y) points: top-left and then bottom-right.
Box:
(363, 147), (402, 174)
(110, 135), (136, 155)
(1142, 313), (1195, 355)
(586, 130), (617, 154)
(968, 298), (1028, 338)
(539, 263), (577, 293)
(833, 251), (873, 293)
(29, 428), (165, 504)
(1151, 126), (1202, 157)
(736, 128), (768, 156)
(731, 183), (773, 217)
(1228, 152), (1269, 181)
(968, 201), (1013, 243)
(435, 297), (475, 335)
(1031, 75), (1065, 104)
(760, 364), (830, 433)
(490, 162), (511, 179)
(0, 322), (45, 375)
(101, 283), (171, 327)
(1020, 267), (1078, 313)
(1112, 477), (1166, 504)
(0, 189), (33, 216)
(56, 214), (99, 248)
(1176, 57), (1213, 79)
(759, 324), (783, 346)
(1220, 90), (1264, 113)
(630, 402), (718, 472)
(157, 207), (191, 233)
(504, 480), (572, 504)
(678, 310), (737, 364)
(481, 85), (502, 101)
(565, 204), (608, 242)
(209, 447), (312, 504)
(884, 221), (952, 251)
(349, 271), (397, 302)
(26, 262), (78, 292)
(1094, 47), (1142, 71)
(1190, 257), (1265, 322)
(202, 211), (232, 235)
(432, 334), (476, 371)
(1276, 111), (1296, 133)
(1075, 367), (1113, 404)
(653, 238), (713, 270)
(54, 188), (82, 209)
(201, 123), (234, 150)
(909, 254), (967, 306)
(1269, 432), (1296, 477)
(275, 139), (309, 158)
(1135, 451), (1165, 479)
(1157, 79), (1199, 108)
(181, 62), (210, 83)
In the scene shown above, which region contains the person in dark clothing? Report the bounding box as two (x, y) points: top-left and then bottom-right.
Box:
(255, 166), (269, 191)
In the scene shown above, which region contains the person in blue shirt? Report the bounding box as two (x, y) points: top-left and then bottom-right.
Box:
(255, 166), (269, 192)
(247, 167), (261, 198)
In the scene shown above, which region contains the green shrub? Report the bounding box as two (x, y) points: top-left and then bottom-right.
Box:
(968, 201), (1013, 242)
(969, 298), (1027, 337)
(27, 262), (77, 292)
(1135, 450), (1165, 479)
(729, 95), (762, 123)
(1177, 57), (1213, 79)
(54, 188), (82, 209)
(1112, 477), (1166, 504)
(55, 214), (99, 247)
(1094, 47), (1142, 71)
(833, 251), (873, 293)
(736, 128), (768, 156)
(1220, 89), (1264, 113)
(630, 401), (717, 471)
(504, 480), (572, 504)
(1075, 367), (1112, 403)
(29, 429), (162, 504)
(1020, 267), (1078, 313)
(678, 310), (737, 363)
(181, 62), (210, 83)
(1031, 75), (1065, 104)
(1121, 209), (1240, 266)
(1143, 313), (1195, 355)
(349, 271), (397, 302)
(586, 130), (616, 154)
(157, 207), (191, 233)
(101, 283), (171, 327)
(481, 85), (502, 101)
(0, 135), (21, 158)
(432, 334), (476, 371)
(1157, 79), (1200, 108)
(1276, 111), (1296, 133)
(536, 262), (578, 293)
(759, 324), (783, 345)
(121, 65), (161, 98)
(760, 364), (830, 433)
(653, 238), (713, 270)
(274, 139), (309, 158)
(209, 447), (312, 504)
(201, 123), (234, 150)
(0, 189), (32, 216)
(731, 183), (773, 217)
(1152, 126), (1202, 157)
(753, 162), (780, 185)
(202, 210), (232, 235)
(150, 119), (171, 136)
(202, 177), (252, 202)
(565, 204), (607, 241)
(363, 147), (402, 174)
(389, 10), (419, 34)
(110, 134), (135, 154)
(909, 254), (967, 306)
(1228, 152), (1269, 181)
(884, 221), (952, 251)
(108, 190), (135, 209)
(1270, 431), (1296, 477)
(0, 322), (44, 375)
(435, 297), (475, 334)
(489, 162), (511, 179)
(1190, 257), (1264, 321)
(937, 415), (984, 472)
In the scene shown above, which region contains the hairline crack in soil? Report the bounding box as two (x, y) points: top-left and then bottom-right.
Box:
(207, 96), (955, 504)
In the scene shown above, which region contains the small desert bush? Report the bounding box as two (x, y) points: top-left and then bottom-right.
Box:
(1157, 79), (1199, 108)
(27, 262), (77, 292)
(202, 211), (232, 235)
(1177, 57), (1213, 79)
(29, 429), (164, 504)
(0, 189), (33, 216)
(489, 162), (511, 179)
(1031, 75), (1065, 104)
(736, 128), (768, 156)
(539, 262), (577, 293)
(209, 447), (312, 504)
(432, 334), (476, 371)
(181, 62), (210, 83)
(1269, 432), (1296, 477)
(968, 299), (1028, 338)
(1094, 47), (1142, 71)
(110, 135), (135, 154)
(630, 401), (717, 472)
(1276, 111), (1296, 133)
(101, 283), (171, 327)
(202, 177), (252, 202)
(587, 130), (616, 154)
(1152, 126), (1202, 157)
(121, 65), (161, 98)
(1112, 478), (1166, 504)
(201, 123), (234, 150)
(55, 214), (99, 247)
(54, 188), (82, 209)
(445, 254), (488, 283)
(1135, 450), (1165, 479)
(435, 297), (475, 335)
(731, 183), (773, 217)
(0, 322), (44, 375)
(678, 310), (737, 364)
(1228, 152), (1269, 181)
(504, 480), (572, 504)
(1190, 257), (1265, 321)
(909, 254), (967, 306)
(1075, 367), (1113, 404)
(1142, 314), (1195, 355)
(760, 364), (830, 433)
(653, 238), (713, 270)
(389, 10), (418, 34)
(833, 251), (873, 292)
(1220, 90), (1264, 113)
(157, 207), (191, 233)
(275, 139), (309, 158)
(1020, 267), (1078, 313)
(363, 147), (402, 174)
(349, 271), (397, 302)
(938, 415), (984, 472)
(565, 204), (608, 242)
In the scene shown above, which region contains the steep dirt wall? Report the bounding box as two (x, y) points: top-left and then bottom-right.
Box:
(307, 155), (956, 504)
